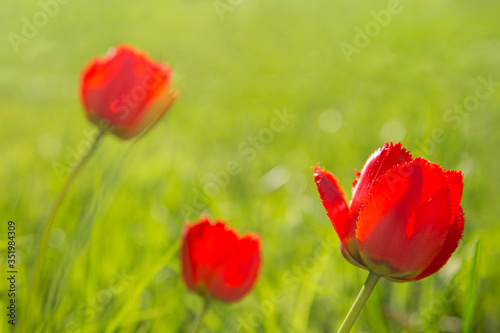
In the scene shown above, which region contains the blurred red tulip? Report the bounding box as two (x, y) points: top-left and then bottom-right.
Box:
(80, 45), (177, 139)
(181, 217), (261, 302)
(314, 142), (464, 281)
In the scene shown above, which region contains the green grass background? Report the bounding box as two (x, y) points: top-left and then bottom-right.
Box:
(1, 0), (499, 332)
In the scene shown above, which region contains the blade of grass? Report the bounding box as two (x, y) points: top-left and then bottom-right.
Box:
(291, 254), (328, 332)
(462, 240), (480, 333)
(105, 239), (181, 333)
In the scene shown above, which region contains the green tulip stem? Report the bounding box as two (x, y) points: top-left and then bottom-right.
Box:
(338, 271), (381, 333)
(25, 129), (105, 324)
(190, 296), (211, 333)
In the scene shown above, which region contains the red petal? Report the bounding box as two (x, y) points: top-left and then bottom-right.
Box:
(81, 46), (144, 123)
(180, 225), (196, 290)
(314, 166), (351, 243)
(209, 235), (261, 302)
(350, 142), (412, 225)
(445, 170), (463, 224)
(314, 166), (366, 265)
(356, 159), (452, 278)
(180, 218), (238, 294)
(410, 207), (465, 281)
(352, 170), (361, 188)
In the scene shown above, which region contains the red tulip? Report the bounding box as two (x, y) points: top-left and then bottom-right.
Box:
(181, 217), (262, 302)
(314, 142), (464, 281)
(80, 45), (177, 139)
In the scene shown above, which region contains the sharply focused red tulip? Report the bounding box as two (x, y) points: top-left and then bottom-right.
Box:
(314, 142), (464, 281)
(80, 45), (177, 139)
(181, 217), (262, 302)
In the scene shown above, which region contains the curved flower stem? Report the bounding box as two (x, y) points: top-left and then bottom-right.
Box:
(338, 271), (381, 333)
(190, 296), (210, 333)
(25, 129), (105, 323)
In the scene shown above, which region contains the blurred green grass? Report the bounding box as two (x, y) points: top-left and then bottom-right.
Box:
(1, 0), (499, 331)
